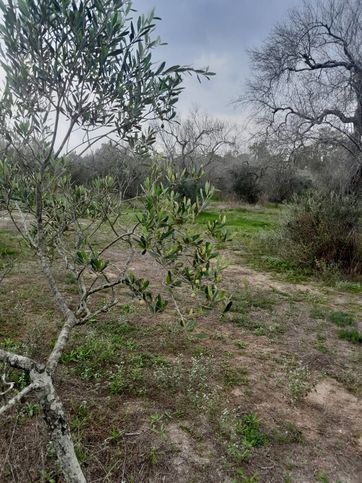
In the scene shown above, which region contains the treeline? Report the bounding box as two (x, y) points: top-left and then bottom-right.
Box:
(66, 110), (362, 277)
(67, 110), (355, 204)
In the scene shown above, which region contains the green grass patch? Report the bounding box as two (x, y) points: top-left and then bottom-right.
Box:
(219, 411), (267, 465)
(338, 328), (362, 344)
(0, 229), (24, 268)
(333, 280), (362, 293)
(196, 204), (280, 235)
(329, 311), (354, 327)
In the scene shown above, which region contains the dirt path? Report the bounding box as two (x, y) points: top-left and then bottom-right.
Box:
(225, 263), (362, 310)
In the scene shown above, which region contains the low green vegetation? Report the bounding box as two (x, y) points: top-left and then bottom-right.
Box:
(196, 208), (277, 233)
(338, 328), (362, 344)
(329, 311), (354, 327)
(0, 230), (21, 270)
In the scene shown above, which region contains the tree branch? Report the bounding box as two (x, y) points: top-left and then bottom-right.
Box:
(0, 383), (36, 416)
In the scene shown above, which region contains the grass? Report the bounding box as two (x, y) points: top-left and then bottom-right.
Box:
(332, 280), (362, 293)
(338, 328), (362, 344)
(196, 208), (276, 233)
(329, 311), (354, 327)
(0, 229), (24, 272)
(198, 205), (313, 283)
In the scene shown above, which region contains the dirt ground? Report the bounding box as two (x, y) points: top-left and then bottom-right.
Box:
(0, 219), (361, 482)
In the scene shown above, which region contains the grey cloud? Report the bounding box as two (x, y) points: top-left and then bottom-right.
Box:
(133, 0), (302, 121)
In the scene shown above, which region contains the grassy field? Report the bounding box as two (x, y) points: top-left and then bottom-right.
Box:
(1, 203), (362, 482)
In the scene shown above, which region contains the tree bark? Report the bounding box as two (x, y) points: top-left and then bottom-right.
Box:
(34, 370), (87, 483)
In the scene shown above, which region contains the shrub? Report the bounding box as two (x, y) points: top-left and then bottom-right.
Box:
(265, 169), (312, 203)
(173, 176), (204, 203)
(232, 165), (261, 204)
(275, 191), (362, 274)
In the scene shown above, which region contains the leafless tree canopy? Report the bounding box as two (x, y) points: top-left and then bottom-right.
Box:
(245, 0), (362, 190)
(156, 108), (238, 172)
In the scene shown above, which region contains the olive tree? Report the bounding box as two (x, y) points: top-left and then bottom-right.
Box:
(0, 1), (230, 481)
(245, 0), (362, 192)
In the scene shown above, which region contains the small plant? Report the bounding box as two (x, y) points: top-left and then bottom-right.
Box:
(148, 446), (161, 466)
(105, 427), (123, 445)
(109, 357), (145, 396)
(231, 284), (276, 314)
(310, 307), (327, 320)
(233, 469), (260, 483)
(70, 402), (90, 433)
(148, 413), (167, 436)
(222, 364), (249, 388)
(333, 280), (362, 293)
(286, 360), (313, 405)
(270, 421), (303, 445)
(153, 354), (217, 410)
(23, 402), (40, 417)
(329, 311), (354, 327)
(218, 410), (266, 464)
(236, 413), (266, 448)
(316, 472), (330, 483)
(338, 328), (362, 344)
(235, 340), (247, 350)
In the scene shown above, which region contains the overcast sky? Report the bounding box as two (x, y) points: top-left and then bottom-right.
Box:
(133, 0), (301, 123)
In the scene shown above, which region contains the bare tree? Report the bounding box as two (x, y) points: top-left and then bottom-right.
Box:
(156, 108), (238, 173)
(244, 0), (362, 191)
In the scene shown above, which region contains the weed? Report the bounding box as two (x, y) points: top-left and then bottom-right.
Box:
(65, 272), (77, 285)
(314, 337), (329, 354)
(148, 446), (160, 466)
(329, 311), (354, 327)
(251, 254), (309, 283)
(70, 402), (90, 432)
(233, 469), (259, 483)
(236, 413), (266, 448)
(231, 284), (276, 313)
(222, 364), (249, 388)
(0, 230), (22, 269)
(63, 335), (115, 364)
(235, 340), (246, 350)
(74, 440), (88, 464)
(107, 427), (122, 444)
(316, 472), (330, 483)
(334, 369), (361, 395)
(153, 355), (217, 410)
(109, 358), (145, 396)
(61, 327), (143, 382)
(333, 280), (362, 293)
(22, 402), (40, 417)
(269, 191), (362, 274)
(286, 360), (313, 405)
(148, 413), (167, 436)
(39, 471), (58, 483)
(254, 322), (286, 338)
(310, 307), (327, 320)
(218, 410), (266, 464)
(270, 421), (303, 444)
(196, 209), (274, 233)
(338, 328), (362, 344)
